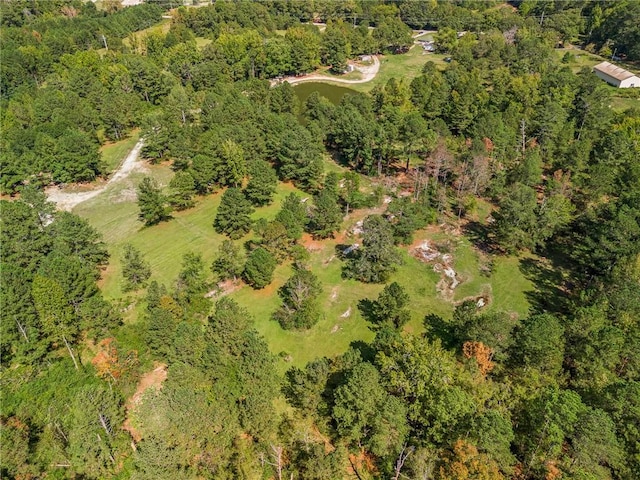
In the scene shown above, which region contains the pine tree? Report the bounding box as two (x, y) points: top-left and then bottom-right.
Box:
(137, 177), (169, 226)
(310, 189), (342, 239)
(211, 240), (244, 281)
(344, 215), (401, 283)
(276, 193), (308, 240)
(215, 139), (246, 187)
(371, 282), (411, 328)
(273, 268), (323, 330)
(243, 248), (276, 289)
(169, 171), (196, 211)
(31, 275), (79, 369)
(214, 188), (254, 239)
(244, 160), (278, 206)
(121, 244), (151, 292)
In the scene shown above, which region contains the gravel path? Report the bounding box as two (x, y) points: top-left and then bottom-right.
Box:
(46, 139), (144, 211)
(272, 55), (380, 86)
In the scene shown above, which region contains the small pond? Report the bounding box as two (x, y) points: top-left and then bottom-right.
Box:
(293, 82), (357, 106)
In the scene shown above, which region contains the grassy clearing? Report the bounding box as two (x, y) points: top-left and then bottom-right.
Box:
(413, 32), (435, 42)
(555, 47), (604, 72)
(555, 48), (640, 112)
(296, 46), (444, 94)
(77, 148), (533, 371)
(195, 37), (212, 49)
(352, 47), (448, 93)
(123, 18), (171, 49)
(101, 133), (140, 173)
(610, 95), (639, 112)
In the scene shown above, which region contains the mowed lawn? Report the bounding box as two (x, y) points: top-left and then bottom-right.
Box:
(353, 46), (448, 94)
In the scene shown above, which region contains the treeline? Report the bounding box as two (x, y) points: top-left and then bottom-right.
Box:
(519, 0), (640, 60)
(0, 2), (163, 97)
(0, 189), (118, 368)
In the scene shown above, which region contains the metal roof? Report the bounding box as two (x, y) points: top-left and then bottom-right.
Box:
(593, 61), (638, 82)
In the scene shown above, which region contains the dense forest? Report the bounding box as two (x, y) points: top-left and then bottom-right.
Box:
(1, 1), (639, 479)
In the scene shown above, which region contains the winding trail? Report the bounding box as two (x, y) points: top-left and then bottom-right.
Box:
(271, 55), (380, 86)
(46, 139), (144, 211)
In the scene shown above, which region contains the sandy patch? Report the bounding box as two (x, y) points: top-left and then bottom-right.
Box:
(271, 55), (380, 86)
(122, 362), (167, 443)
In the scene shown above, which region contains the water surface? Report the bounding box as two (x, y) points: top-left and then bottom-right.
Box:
(293, 82), (357, 106)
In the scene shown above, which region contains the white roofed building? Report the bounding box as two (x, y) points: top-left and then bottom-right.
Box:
(593, 61), (640, 88)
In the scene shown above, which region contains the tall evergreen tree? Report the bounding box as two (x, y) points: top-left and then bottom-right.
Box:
(344, 215), (401, 283)
(309, 189), (342, 239)
(214, 188), (254, 239)
(137, 177), (169, 226)
(244, 160), (278, 206)
(121, 243), (151, 292)
(211, 240), (244, 282)
(273, 268), (323, 330)
(276, 193), (308, 241)
(168, 171), (196, 211)
(243, 248), (276, 289)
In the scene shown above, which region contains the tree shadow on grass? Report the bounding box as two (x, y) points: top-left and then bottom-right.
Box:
(423, 313), (457, 349)
(357, 298), (376, 323)
(349, 340), (377, 363)
(463, 220), (501, 255)
(519, 256), (570, 315)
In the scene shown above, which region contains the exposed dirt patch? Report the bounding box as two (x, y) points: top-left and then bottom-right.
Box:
(412, 239), (461, 301)
(301, 233), (325, 252)
(348, 449), (378, 477)
(96, 264), (115, 290)
(122, 362), (167, 443)
(205, 279), (242, 298)
(329, 286), (339, 302)
(112, 187), (138, 204)
(310, 423), (335, 454)
(455, 286), (493, 310)
(252, 281), (279, 299)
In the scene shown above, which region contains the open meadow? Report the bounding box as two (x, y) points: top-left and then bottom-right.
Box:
(73, 138), (535, 371)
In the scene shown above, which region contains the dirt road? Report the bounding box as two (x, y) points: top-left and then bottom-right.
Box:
(272, 55), (380, 86)
(46, 139), (144, 211)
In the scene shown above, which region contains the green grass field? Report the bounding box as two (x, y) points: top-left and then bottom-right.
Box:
(73, 136), (535, 371)
(350, 47), (447, 94)
(195, 37), (212, 49)
(288, 45), (445, 94)
(123, 18), (171, 49)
